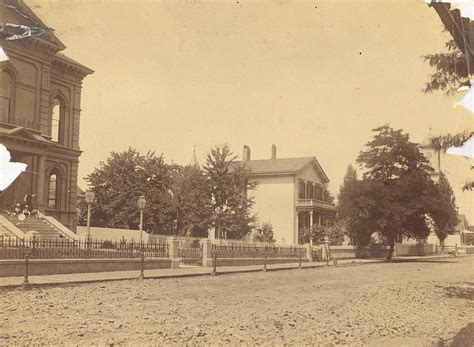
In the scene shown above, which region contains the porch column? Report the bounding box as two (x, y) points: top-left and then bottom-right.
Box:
(318, 214), (322, 226)
(309, 211), (313, 246)
(36, 155), (46, 212)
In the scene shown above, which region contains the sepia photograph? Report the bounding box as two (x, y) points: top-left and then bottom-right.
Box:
(0, 0), (473, 345)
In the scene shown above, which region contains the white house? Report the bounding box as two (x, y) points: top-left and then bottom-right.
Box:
(238, 145), (336, 245)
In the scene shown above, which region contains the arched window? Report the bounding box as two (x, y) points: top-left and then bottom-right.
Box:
(48, 171), (60, 209)
(0, 70), (12, 121)
(51, 98), (63, 143)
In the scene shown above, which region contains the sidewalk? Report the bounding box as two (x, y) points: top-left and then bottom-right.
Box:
(0, 255), (457, 289)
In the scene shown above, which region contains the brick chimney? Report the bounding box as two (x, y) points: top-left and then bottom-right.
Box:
(243, 145), (251, 161)
(271, 144), (277, 160)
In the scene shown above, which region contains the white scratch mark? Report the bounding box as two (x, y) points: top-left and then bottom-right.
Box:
(455, 84), (474, 113)
(446, 135), (474, 159)
(0, 46), (8, 61)
(0, 144), (27, 191)
(426, 0), (474, 20)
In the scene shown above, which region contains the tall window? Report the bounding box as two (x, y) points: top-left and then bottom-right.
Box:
(51, 99), (62, 143)
(306, 182), (314, 199)
(298, 181), (305, 199)
(315, 185), (323, 201)
(48, 172), (59, 208)
(0, 71), (12, 121)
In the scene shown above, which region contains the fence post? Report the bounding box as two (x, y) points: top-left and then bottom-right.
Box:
(211, 254), (217, 276)
(324, 238), (330, 265)
(305, 243), (313, 263)
(138, 251), (145, 280)
(298, 254), (302, 269)
(201, 239), (212, 267)
(167, 237), (179, 269)
(23, 253), (29, 288)
(263, 255), (267, 272)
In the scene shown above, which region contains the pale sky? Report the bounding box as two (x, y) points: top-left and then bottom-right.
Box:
(28, 0), (474, 195)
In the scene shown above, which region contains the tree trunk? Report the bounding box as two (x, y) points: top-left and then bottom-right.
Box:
(386, 236), (395, 261)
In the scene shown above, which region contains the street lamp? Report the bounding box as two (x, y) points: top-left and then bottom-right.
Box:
(137, 195), (147, 245)
(84, 190), (95, 243)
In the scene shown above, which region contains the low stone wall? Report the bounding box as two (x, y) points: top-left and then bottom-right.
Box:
(204, 257), (310, 268)
(0, 258), (172, 277)
(327, 245), (390, 259)
(395, 243), (434, 256)
(329, 246), (357, 259)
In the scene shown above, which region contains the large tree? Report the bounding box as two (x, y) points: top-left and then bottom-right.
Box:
(171, 165), (212, 237)
(351, 125), (444, 260)
(84, 148), (175, 232)
(429, 172), (458, 244)
(204, 144), (257, 240)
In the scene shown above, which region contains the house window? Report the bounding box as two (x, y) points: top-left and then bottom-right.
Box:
(307, 183), (314, 199)
(315, 185), (323, 201)
(51, 98), (65, 144)
(48, 171), (60, 208)
(298, 181), (305, 199)
(0, 71), (12, 120)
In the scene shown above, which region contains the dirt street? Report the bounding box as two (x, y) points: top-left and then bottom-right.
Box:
(1, 257), (473, 346)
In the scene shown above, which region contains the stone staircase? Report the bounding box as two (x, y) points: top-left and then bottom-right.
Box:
(1, 214), (65, 240)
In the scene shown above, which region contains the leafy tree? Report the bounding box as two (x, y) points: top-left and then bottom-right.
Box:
(322, 184), (335, 204)
(351, 125), (441, 260)
(423, 37), (474, 191)
(84, 148), (174, 232)
(311, 222), (345, 246)
(172, 165), (212, 237)
(429, 172), (458, 244)
(204, 144), (257, 239)
(254, 223), (275, 243)
(423, 39), (468, 95)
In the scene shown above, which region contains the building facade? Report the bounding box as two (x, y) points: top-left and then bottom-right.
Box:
(240, 145), (336, 245)
(0, 0), (93, 230)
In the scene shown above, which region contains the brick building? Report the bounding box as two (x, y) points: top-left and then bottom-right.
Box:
(0, 0), (93, 231)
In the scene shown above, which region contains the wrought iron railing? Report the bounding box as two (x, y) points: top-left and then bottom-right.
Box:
(0, 238), (169, 259)
(312, 247), (323, 261)
(178, 242), (203, 266)
(211, 242), (306, 259)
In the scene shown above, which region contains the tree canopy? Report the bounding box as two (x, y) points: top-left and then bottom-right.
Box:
(203, 144), (257, 240)
(339, 125), (457, 260)
(82, 145), (257, 240)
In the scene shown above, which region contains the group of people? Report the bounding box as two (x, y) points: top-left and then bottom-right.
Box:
(4, 194), (40, 219)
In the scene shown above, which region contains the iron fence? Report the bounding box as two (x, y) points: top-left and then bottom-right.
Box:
(178, 241), (203, 266)
(211, 243), (306, 259)
(0, 238), (168, 259)
(312, 248), (323, 261)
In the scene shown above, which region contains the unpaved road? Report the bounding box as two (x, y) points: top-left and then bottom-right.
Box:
(1, 257), (473, 346)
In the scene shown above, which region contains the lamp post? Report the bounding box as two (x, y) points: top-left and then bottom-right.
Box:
(137, 195), (147, 246)
(84, 190), (95, 243)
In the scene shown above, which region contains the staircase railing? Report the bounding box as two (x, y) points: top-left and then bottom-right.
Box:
(42, 216), (78, 242)
(0, 215), (25, 239)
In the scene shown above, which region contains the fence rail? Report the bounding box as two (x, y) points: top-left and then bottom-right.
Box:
(0, 238), (168, 259)
(211, 243), (306, 259)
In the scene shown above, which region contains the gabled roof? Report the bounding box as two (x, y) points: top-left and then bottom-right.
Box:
(236, 156), (329, 183)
